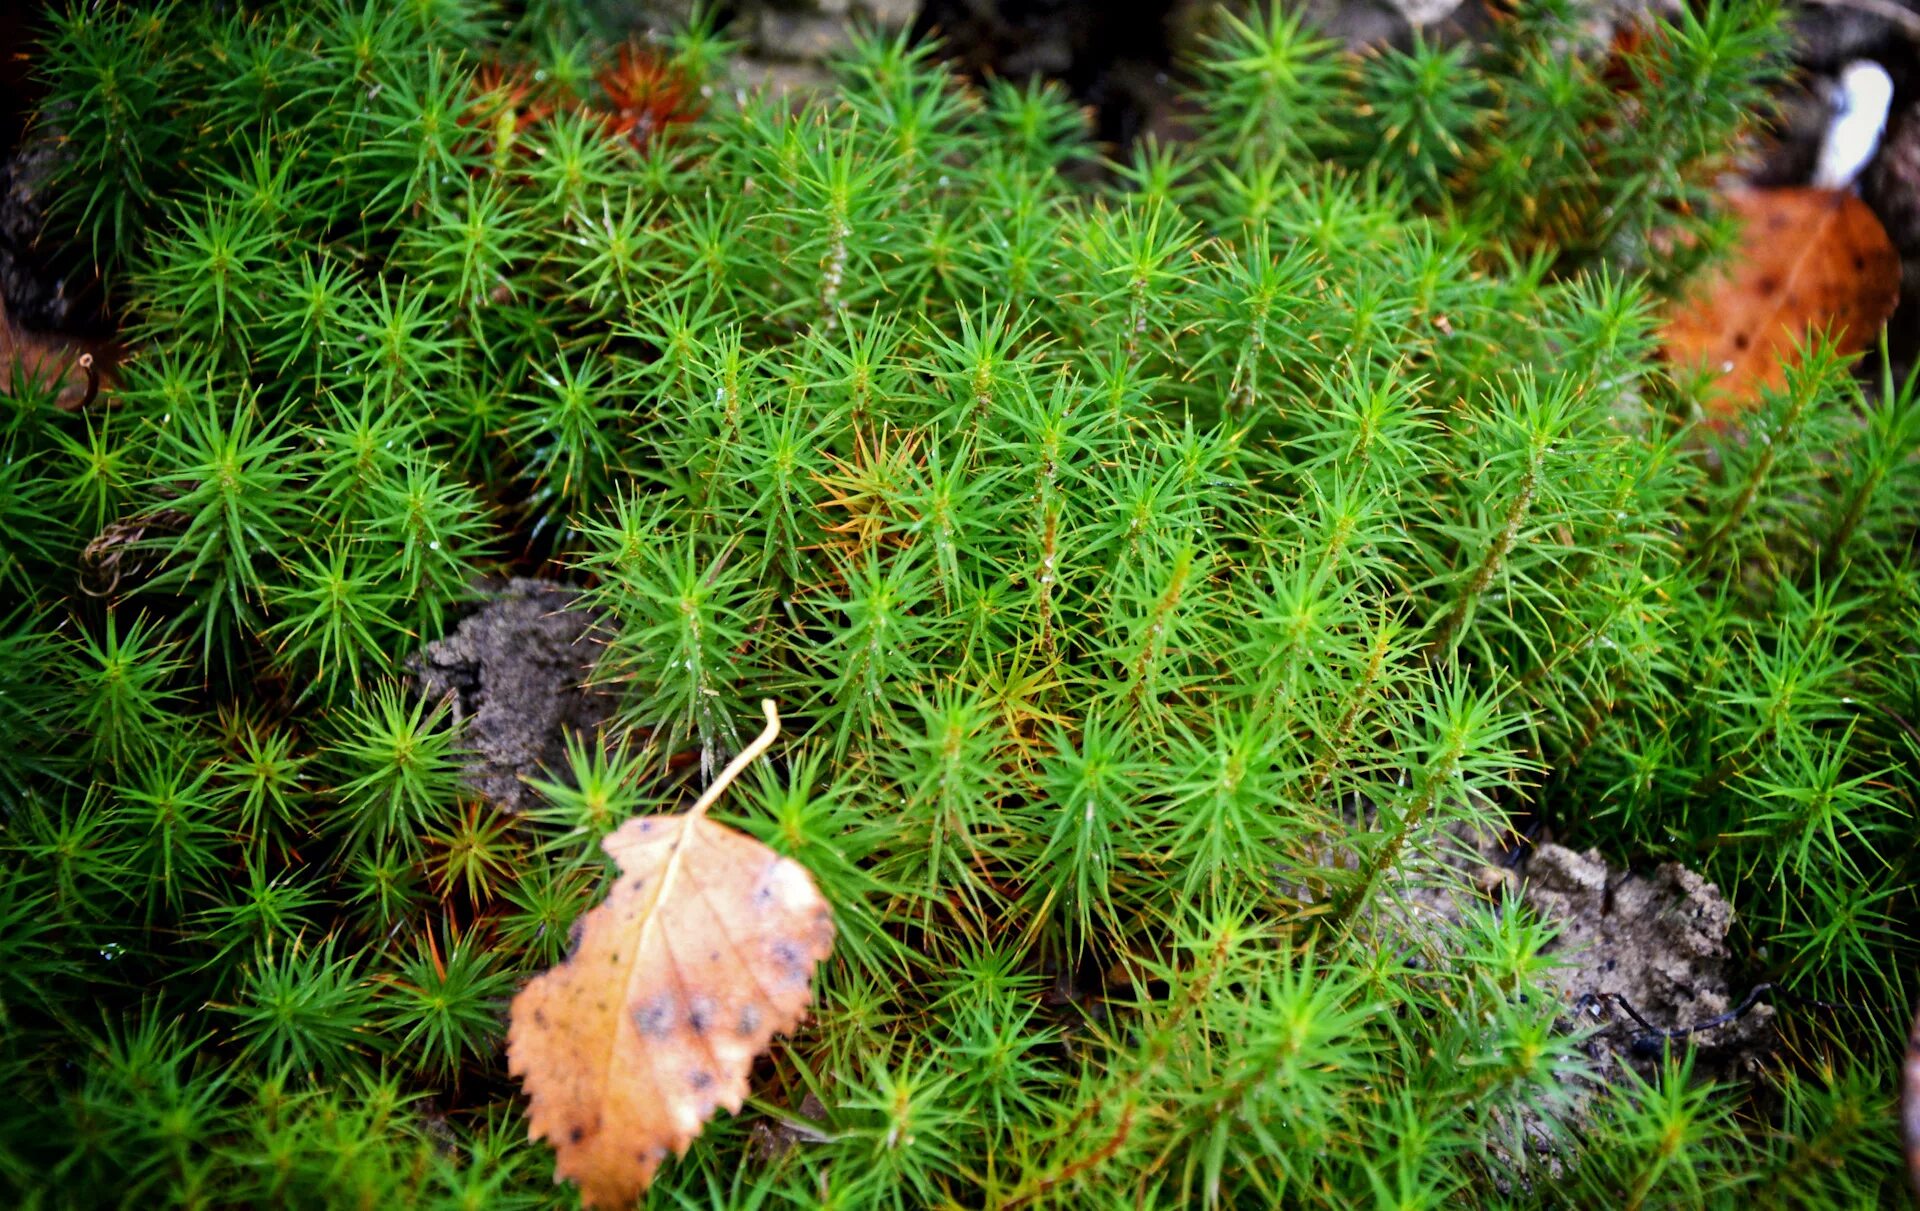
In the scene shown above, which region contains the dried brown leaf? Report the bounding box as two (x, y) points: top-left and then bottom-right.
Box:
(1661, 187), (1900, 423)
(507, 701), (833, 1208)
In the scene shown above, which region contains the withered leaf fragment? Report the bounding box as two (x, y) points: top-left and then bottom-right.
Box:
(507, 701), (834, 1208)
(0, 293), (107, 411)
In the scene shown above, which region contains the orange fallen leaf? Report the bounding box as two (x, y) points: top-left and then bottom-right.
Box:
(1661, 187), (1900, 423)
(508, 700), (834, 1208)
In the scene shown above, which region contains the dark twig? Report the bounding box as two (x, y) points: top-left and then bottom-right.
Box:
(75, 352), (99, 412)
(1575, 985), (1843, 1056)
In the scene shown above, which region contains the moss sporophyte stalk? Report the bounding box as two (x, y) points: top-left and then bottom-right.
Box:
(0, 0), (1911, 1206)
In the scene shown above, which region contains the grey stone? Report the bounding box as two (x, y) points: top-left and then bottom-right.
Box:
(1296, 0), (1411, 49)
(1788, 0), (1918, 71)
(1386, 0), (1464, 28)
(726, 57), (838, 98)
(757, 10), (857, 61)
(858, 0), (920, 31)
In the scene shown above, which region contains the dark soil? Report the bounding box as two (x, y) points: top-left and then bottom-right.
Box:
(1523, 845), (1774, 1078)
(408, 579), (617, 814)
(0, 0), (111, 339)
(912, 0), (1191, 145)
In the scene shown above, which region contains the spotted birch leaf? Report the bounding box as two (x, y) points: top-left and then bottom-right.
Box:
(507, 700), (834, 1207)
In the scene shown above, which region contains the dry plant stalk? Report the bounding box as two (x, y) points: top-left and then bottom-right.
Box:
(507, 700), (835, 1208)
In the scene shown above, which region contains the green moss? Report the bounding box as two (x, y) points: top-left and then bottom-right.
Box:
(0, 0), (1909, 1206)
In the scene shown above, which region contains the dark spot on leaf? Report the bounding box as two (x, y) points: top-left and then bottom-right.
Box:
(1733, 332), (1750, 351)
(689, 1069), (713, 1091)
(738, 1004), (762, 1036)
(567, 919), (585, 956)
(632, 995), (675, 1039)
(570, 1125), (586, 1143)
(534, 1008), (548, 1028)
(639, 821), (653, 834)
(1756, 275), (1779, 295)
(688, 997), (713, 1035)
(770, 938), (808, 985)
